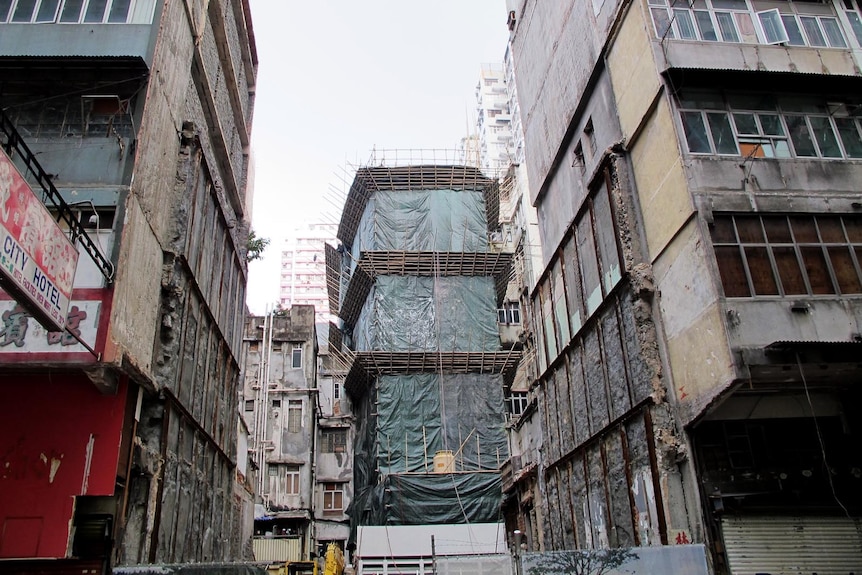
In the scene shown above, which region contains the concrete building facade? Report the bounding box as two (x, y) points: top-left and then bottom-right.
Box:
(279, 223), (338, 325)
(242, 305), (353, 565)
(0, 0), (257, 571)
(506, 0), (862, 571)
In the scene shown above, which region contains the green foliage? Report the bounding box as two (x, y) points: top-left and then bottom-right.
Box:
(246, 229), (270, 262)
(525, 548), (639, 575)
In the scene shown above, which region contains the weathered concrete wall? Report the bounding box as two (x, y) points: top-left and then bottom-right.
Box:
(508, 0), (619, 205)
(117, 0), (256, 565)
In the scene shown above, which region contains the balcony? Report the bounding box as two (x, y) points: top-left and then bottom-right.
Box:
(648, 0), (862, 77)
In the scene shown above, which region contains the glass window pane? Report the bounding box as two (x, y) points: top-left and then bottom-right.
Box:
(0, 0), (13, 21)
(562, 235), (583, 334)
(790, 215), (819, 242)
(695, 10), (718, 40)
(773, 140), (792, 157)
(746, 247), (780, 295)
(845, 217), (862, 242)
(712, 0), (747, 9)
(681, 111), (712, 153)
(773, 247), (807, 295)
(758, 114), (784, 136)
(808, 116), (842, 157)
(107, 0), (130, 22)
(59, 0), (83, 22)
(675, 8), (698, 39)
(83, 0), (107, 22)
(801, 246), (835, 294)
(781, 15), (806, 45)
(593, 184), (622, 292)
(758, 10), (788, 44)
(821, 17), (847, 47)
(710, 218), (736, 244)
(11, 0), (36, 21)
(716, 11), (741, 42)
(651, 7), (675, 38)
(800, 16), (827, 46)
(708, 112), (739, 154)
(711, 217), (738, 243)
(817, 216), (846, 243)
(835, 118), (862, 158)
(577, 217), (602, 315)
(829, 247), (862, 293)
(715, 246), (751, 297)
(846, 11), (862, 45)
(786, 115), (818, 156)
(736, 216), (765, 243)
(734, 12), (759, 43)
(764, 217), (793, 243)
(733, 113), (759, 135)
(36, 0), (60, 21)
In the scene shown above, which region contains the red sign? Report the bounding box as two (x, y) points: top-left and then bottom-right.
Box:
(0, 150), (78, 331)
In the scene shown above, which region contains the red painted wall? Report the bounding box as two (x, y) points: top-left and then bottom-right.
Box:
(0, 373), (127, 559)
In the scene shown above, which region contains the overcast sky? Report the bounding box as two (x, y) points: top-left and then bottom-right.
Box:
(244, 1), (511, 314)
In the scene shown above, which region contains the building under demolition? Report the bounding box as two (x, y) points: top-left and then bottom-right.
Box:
(0, 0), (257, 571)
(504, 0), (862, 572)
(326, 162), (520, 572)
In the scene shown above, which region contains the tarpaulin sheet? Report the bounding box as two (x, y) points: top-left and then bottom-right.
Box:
(353, 276), (499, 352)
(351, 189), (489, 262)
(376, 374), (507, 474)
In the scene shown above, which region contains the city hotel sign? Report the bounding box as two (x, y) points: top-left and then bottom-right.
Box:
(0, 150), (78, 332)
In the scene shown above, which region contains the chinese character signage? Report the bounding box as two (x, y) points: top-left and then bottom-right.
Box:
(0, 150), (78, 331)
(0, 299), (99, 353)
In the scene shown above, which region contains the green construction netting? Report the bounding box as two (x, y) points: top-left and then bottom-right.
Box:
(349, 188), (490, 278)
(376, 374), (508, 474)
(353, 276), (500, 351)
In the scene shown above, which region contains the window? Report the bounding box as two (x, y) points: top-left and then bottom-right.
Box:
(291, 344), (302, 369)
(320, 429), (347, 453)
(244, 399), (254, 412)
(333, 382), (341, 400)
(497, 301), (521, 324)
(584, 118), (597, 158)
(285, 465), (300, 495)
(272, 399), (281, 408)
(679, 91), (862, 159)
(573, 142), (586, 173)
(323, 483), (343, 514)
(507, 391), (530, 417)
(287, 400), (303, 433)
(1, 0), (133, 23)
(648, 0), (848, 47)
(710, 214), (862, 297)
(267, 465), (278, 477)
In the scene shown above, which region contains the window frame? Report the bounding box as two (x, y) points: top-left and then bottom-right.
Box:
(286, 399), (303, 433)
(320, 428), (348, 453)
(710, 214), (862, 298)
(322, 482), (344, 514)
(285, 465), (301, 495)
(291, 343), (302, 369)
(678, 92), (862, 159)
(2, 0), (135, 23)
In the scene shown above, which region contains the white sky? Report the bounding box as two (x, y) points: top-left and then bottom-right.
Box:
(244, 1), (511, 314)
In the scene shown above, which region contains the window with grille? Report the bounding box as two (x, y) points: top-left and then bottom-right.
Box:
(507, 391), (530, 417)
(287, 400), (303, 433)
(710, 214), (862, 297)
(321, 429), (347, 453)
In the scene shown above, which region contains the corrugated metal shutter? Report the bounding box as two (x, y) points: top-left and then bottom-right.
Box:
(253, 537), (303, 563)
(722, 515), (862, 574)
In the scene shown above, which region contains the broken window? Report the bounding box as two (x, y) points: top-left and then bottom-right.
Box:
(710, 214), (862, 297)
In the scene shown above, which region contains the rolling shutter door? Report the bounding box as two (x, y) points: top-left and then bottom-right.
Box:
(722, 515), (862, 574)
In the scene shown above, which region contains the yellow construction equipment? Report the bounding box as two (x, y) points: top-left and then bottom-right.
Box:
(323, 543), (344, 575)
